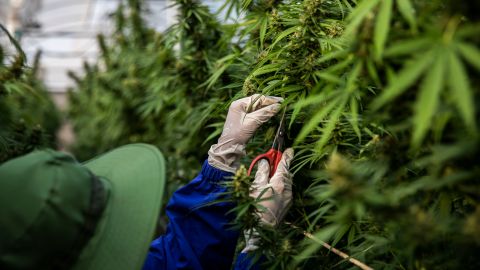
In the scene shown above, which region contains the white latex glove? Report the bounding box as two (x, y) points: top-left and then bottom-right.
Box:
(242, 148), (294, 252)
(208, 94), (283, 173)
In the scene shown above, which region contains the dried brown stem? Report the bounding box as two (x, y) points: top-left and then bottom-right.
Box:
(287, 223), (373, 270)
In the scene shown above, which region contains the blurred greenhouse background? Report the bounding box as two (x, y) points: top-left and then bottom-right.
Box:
(1, 0), (480, 269)
(0, 0), (221, 149)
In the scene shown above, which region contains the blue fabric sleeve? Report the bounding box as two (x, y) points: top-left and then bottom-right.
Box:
(233, 252), (263, 270)
(142, 160), (241, 270)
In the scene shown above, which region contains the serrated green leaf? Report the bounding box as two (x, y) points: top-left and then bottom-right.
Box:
(242, 0), (253, 10)
(275, 84), (304, 94)
(344, 0), (380, 36)
(371, 49), (435, 110)
(270, 27), (297, 48)
(345, 60), (362, 93)
(294, 225), (340, 262)
(259, 16), (268, 49)
(295, 95), (341, 144)
(365, 58), (381, 87)
(252, 63), (282, 77)
(447, 51), (476, 133)
(203, 62), (229, 90)
(0, 24), (26, 63)
(457, 41), (480, 71)
(334, 0), (346, 19)
(397, 0), (417, 31)
(322, 56), (354, 74)
(332, 224), (351, 247)
(384, 37), (432, 57)
(412, 51), (445, 149)
(261, 80), (283, 94)
(290, 92), (307, 129)
(456, 23), (480, 38)
(350, 96), (361, 140)
(342, 0), (354, 11)
(316, 97), (347, 151)
(316, 50), (348, 64)
(314, 72), (342, 84)
(347, 224), (357, 246)
(297, 86), (336, 107)
(374, 0), (392, 59)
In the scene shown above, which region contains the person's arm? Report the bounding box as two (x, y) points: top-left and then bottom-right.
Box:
(233, 149), (294, 270)
(233, 253), (263, 270)
(143, 160), (237, 269)
(143, 95), (283, 270)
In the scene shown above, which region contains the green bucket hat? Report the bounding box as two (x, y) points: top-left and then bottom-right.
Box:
(0, 143), (165, 270)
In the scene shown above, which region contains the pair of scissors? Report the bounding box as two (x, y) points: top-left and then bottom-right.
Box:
(247, 109), (286, 177)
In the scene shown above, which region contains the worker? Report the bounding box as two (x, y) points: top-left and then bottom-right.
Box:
(143, 94), (294, 270)
(0, 94), (294, 270)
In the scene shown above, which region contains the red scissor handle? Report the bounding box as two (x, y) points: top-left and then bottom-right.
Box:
(248, 148), (283, 177)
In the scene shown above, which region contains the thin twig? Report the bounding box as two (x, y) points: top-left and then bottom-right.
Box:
(287, 223), (373, 270)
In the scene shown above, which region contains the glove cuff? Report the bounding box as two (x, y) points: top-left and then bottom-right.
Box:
(207, 138), (246, 173)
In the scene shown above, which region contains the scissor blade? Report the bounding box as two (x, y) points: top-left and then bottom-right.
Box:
(271, 108), (286, 149)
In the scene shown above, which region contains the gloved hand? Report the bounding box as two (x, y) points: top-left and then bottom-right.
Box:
(242, 148), (294, 252)
(208, 94), (283, 173)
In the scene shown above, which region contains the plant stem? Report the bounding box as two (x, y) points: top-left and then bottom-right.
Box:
(286, 223), (373, 270)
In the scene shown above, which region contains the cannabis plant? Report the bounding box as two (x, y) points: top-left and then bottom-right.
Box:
(67, 0), (237, 212)
(67, 0), (480, 268)
(214, 0), (480, 269)
(0, 25), (60, 163)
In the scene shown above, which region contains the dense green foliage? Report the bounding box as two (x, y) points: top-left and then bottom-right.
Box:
(68, 0), (480, 268)
(0, 25), (60, 163)
(67, 0), (239, 208)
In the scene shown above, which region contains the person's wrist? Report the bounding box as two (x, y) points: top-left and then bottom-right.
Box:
(207, 139), (246, 173)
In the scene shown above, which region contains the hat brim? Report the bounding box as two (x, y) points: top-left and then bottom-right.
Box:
(72, 144), (165, 270)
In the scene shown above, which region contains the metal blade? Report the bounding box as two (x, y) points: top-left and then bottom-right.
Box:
(272, 108), (286, 149)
